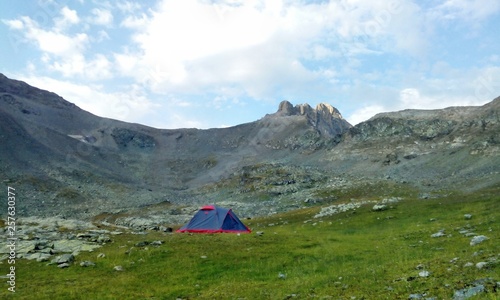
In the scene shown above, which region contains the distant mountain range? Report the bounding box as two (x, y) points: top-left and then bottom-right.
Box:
(1, 73), (499, 220)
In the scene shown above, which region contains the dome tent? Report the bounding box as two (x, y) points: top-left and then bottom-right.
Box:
(177, 205), (251, 233)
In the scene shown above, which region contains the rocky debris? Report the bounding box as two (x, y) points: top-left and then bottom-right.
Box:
(114, 215), (191, 231)
(314, 198), (402, 218)
(80, 261), (95, 267)
(133, 240), (163, 247)
(0, 217), (113, 266)
(111, 127), (156, 149)
(408, 293), (435, 299)
(470, 235), (488, 246)
(451, 278), (499, 300)
(24, 252), (52, 262)
(135, 241), (149, 247)
(315, 201), (366, 218)
(372, 204), (388, 211)
(256, 231), (264, 236)
(464, 214), (472, 220)
(431, 229), (447, 238)
(418, 270), (431, 278)
(114, 265), (123, 271)
(52, 240), (100, 254)
(51, 254), (75, 265)
(19, 216), (96, 231)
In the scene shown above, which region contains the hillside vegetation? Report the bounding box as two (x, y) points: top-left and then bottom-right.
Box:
(2, 188), (498, 299)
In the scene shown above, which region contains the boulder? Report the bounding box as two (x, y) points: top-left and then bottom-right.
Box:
(52, 254), (74, 264)
(372, 204), (388, 211)
(431, 230), (446, 238)
(24, 252), (52, 262)
(470, 235), (488, 246)
(80, 261), (96, 267)
(52, 240), (84, 253)
(0, 241), (37, 254)
(52, 239), (101, 253)
(113, 265), (123, 271)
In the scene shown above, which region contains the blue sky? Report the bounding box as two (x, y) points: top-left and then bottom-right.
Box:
(1, 0), (499, 129)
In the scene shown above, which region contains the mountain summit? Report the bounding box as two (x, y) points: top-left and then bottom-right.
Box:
(273, 100), (351, 137)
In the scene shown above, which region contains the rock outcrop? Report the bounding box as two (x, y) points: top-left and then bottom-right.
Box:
(274, 100), (352, 137)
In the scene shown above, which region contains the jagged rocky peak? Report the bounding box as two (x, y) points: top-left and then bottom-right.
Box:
(277, 100), (343, 118)
(278, 100), (313, 116)
(316, 102), (342, 117)
(275, 100), (352, 137)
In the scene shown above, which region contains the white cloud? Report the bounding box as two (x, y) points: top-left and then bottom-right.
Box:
(14, 16), (89, 57)
(2, 19), (24, 30)
(116, 1), (142, 14)
(432, 0), (500, 21)
(120, 13), (149, 28)
(17, 75), (158, 124)
(115, 0), (433, 100)
(347, 104), (388, 125)
(55, 6), (80, 30)
(3, 10), (116, 80)
(90, 8), (113, 26)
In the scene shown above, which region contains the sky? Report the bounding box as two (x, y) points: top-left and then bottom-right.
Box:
(1, 0), (499, 129)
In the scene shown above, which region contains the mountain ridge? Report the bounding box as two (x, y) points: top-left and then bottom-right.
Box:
(0, 73), (499, 220)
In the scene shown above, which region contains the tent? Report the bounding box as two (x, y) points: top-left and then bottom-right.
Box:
(177, 205), (251, 233)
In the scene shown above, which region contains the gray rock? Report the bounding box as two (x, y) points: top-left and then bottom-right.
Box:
(453, 285), (485, 299)
(475, 262), (489, 269)
(464, 214), (472, 220)
(256, 231), (264, 236)
(159, 226), (173, 233)
(470, 235), (488, 246)
(58, 263), (70, 269)
(96, 235), (111, 244)
(52, 254), (74, 264)
(52, 240), (84, 253)
(431, 230), (446, 238)
(25, 252), (52, 262)
(52, 239), (102, 253)
(97, 253), (106, 258)
(150, 240), (163, 246)
(0, 241), (37, 254)
(372, 204), (388, 211)
(418, 270), (430, 277)
(114, 265), (123, 271)
(135, 241), (149, 247)
(80, 261), (95, 267)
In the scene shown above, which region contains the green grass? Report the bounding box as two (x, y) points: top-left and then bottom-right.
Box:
(1, 190), (499, 299)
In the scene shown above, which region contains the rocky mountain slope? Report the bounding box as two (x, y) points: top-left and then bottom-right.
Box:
(0, 73), (499, 222)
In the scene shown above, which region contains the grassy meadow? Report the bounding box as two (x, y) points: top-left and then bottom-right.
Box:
(1, 189), (499, 299)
